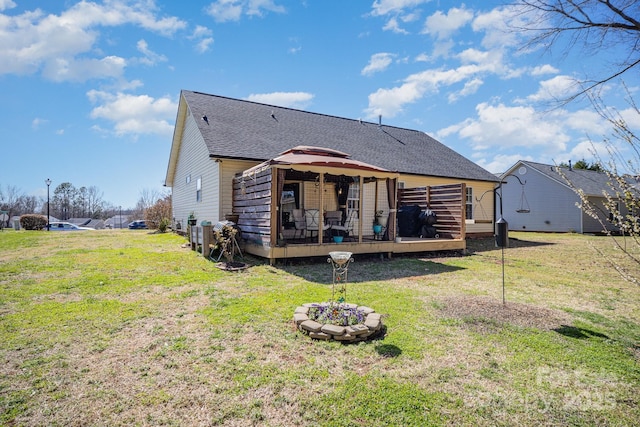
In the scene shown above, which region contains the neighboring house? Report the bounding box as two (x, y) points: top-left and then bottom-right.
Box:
(165, 90), (500, 262)
(104, 215), (130, 229)
(68, 218), (105, 229)
(499, 160), (629, 233)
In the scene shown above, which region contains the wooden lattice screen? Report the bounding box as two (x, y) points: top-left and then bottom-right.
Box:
(397, 184), (466, 239)
(232, 168), (272, 246)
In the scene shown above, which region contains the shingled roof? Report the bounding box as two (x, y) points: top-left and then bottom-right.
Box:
(512, 160), (618, 197)
(177, 90), (499, 183)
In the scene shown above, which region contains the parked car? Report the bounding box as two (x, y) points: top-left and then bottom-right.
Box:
(48, 222), (93, 231)
(128, 220), (148, 229)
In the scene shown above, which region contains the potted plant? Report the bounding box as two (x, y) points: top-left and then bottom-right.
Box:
(373, 210), (384, 235)
(188, 212), (197, 226)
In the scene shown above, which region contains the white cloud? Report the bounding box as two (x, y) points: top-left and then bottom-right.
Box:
(475, 153), (534, 174)
(364, 50), (520, 119)
(0, 1), (186, 81)
(87, 91), (177, 136)
(527, 75), (580, 102)
(32, 117), (47, 130)
(362, 53), (396, 76)
(206, 0), (242, 22)
(563, 109), (606, 135)
(136, 40), (167, 66)
(43, 56), (127, 82)
(196, 38), (214, 53)
(382, 17), (408, 34)
(472, 6), (525, 49)
(192, 25), (212, 39)
(0, 0), (15, 12)
(288, 37), (301, 54)
(422, 7), (473, 39)
(366, 66), (484, 118)
(437, 102), (571, 153)
(205, 0), (285, 23)
(568, 140), (607, 163)
(530, 64), (559, 76)
(245, 92), (314, 109)
(247, 0), (286, 17)
(435, 101), (623, 169)
(448, 78), (483, 103)
(371, 0), (429, 17)
(189, 26), (214, 53)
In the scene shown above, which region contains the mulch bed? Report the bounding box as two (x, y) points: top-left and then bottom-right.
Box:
(215, 261), (249, 271)
(436, 295), (572, 331)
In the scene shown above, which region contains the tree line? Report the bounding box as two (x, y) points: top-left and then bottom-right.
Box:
(0, 182), (171, 228)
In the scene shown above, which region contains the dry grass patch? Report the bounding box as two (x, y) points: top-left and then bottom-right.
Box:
(436, 295), (572, 331)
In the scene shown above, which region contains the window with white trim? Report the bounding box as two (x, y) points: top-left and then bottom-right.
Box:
(465, 187), (473, 220)
(196, 177), (202, 202)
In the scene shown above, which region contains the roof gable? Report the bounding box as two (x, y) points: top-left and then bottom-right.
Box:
(503, 160), (615, 197)
(168, 90), (499, 184)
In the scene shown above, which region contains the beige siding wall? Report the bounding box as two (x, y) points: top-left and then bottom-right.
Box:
(221, 159), (260, 218)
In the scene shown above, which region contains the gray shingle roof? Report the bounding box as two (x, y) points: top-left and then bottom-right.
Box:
(516, 161), (616, 196)
(182, 90), (499, 183)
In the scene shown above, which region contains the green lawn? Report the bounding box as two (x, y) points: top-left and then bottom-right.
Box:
(0, 229), (638, 426)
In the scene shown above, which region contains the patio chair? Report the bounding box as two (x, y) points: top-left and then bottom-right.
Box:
(325, 210), (343, 227)
(292, 209), (307, 239)
(304, 209), (330, 238)
(331, 210), (357, 240)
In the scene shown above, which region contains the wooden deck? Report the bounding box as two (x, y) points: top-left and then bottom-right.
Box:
(188, 224), (465, 264)
(243, 236), (466, 263)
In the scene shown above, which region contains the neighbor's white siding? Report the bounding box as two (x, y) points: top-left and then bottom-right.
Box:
(500, 165), (582, 232)
(582, 196), (626, 234)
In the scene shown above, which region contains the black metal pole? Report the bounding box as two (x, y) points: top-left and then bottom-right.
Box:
(45, 179), (51, 231)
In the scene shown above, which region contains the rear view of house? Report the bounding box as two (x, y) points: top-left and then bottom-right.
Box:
(165, 90), (500, 262)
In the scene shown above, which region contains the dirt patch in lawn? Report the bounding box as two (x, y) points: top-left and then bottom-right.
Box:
(436, 295), (572, 331)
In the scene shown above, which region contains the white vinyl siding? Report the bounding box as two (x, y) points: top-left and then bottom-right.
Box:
(500, 164), (582, 232)
(171, 113), (219, 227)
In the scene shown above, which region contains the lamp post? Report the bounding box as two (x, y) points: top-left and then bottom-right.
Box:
(45, 179), (51, 231)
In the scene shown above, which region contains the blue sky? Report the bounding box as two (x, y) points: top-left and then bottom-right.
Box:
(1, 0), (638, 209)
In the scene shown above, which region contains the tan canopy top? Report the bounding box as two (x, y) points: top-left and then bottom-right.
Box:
(241, 146), (399, 179)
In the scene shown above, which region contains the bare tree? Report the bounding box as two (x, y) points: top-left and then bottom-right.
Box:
(515, 0), (640, 283)
(130, 188), (164, 220)
(20, 195), (38, 215)
(85, 186), (105, 219)
(514, 0), (640, 102)
(0, 184), (25, 227)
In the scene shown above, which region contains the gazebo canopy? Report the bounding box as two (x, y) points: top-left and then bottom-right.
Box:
(240, 146), (399, 180)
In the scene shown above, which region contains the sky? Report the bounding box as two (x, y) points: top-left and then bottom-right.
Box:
(1, 0), (638, 210)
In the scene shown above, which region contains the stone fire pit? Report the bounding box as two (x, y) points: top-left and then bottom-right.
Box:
(293, 303), (384, 342)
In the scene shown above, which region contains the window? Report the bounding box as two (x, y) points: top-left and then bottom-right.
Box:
(609, 201), (620, 222)
(196, 177), (202, 202)
(466, 187), (473, 220)
(186, 174), (191, 184)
